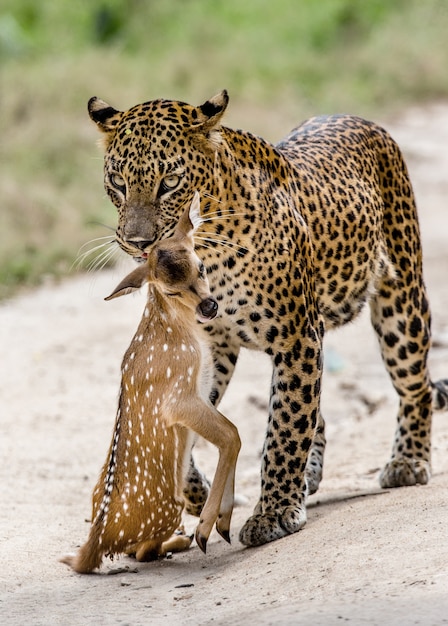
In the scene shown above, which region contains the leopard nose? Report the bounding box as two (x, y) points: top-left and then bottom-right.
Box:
(125, 238), (155, 252)
(196, 297), (218, 322)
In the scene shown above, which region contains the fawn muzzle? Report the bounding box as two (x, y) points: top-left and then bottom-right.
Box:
(196, 297), (218, 323)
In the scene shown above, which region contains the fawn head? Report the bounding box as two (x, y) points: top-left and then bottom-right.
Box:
(105, 192), (218, 323)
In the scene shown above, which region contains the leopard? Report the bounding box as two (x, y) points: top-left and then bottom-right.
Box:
(87, 90), (448, 547)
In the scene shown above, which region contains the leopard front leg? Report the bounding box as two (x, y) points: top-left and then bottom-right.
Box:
(183, 457), (211, 517)
(183, 328), (240, 516)
(239, 323), (323, 547)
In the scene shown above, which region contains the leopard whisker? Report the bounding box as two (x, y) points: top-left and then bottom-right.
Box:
(73, 240), (114, 267)
(86, 243), (120, 273)
(202, 192), (223, 204)
(194, 233), (239, 248)
(201, 211), (247, 221)
(193, 240), (221, 254)
(76, 235), (115, 254)
(85, 220), (116, 232)
(73, 239), (118, 272)
(194, 234), (251, 255)
(198, 229), (254, 251)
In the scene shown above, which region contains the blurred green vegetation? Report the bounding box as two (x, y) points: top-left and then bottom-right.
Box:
(1, 0), (448, 298)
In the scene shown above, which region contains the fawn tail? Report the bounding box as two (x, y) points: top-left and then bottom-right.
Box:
(60, 520), (105, 574)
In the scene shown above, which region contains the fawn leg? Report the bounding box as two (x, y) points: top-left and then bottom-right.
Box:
(159, 532), (194, 556)
(183, 335), (240, 516)
(214, 466), (238, 544)
(174, 399), (241, 553)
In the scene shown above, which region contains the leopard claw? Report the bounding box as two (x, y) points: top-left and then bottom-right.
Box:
(239, 506), (307, 547)
(379, 458), (430, 488)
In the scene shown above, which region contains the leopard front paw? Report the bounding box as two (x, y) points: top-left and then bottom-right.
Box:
(379, 458), (431, 488)
(239, 505), (307, 547)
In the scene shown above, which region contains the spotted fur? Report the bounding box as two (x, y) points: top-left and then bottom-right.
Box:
(62, 195), (240, 572)
(87, 90), (448, 547)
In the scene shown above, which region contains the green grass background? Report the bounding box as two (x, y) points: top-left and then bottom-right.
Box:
(1, 0), (448, 298)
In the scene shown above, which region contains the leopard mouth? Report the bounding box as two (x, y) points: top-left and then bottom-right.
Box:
(117, 237), (156, 261)
(131, 249), (150, 264)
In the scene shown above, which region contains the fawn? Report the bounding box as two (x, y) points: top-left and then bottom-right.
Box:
(62, 192), (241, 573)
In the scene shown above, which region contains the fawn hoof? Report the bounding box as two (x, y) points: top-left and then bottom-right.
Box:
(239, 505), (307, 547)
(195, 529), (208, 554)
(216, 527), (231, 544)
(379, 458), (431, 488)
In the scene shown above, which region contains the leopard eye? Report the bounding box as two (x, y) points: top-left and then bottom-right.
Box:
(164, 175), (180, 189)
(110, 172), (126, 190)
(157, 174), (182, 197)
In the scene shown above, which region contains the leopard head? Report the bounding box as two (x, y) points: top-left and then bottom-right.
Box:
(88, 91), (229, 258)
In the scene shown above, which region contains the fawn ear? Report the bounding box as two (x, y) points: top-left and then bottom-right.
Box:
(188, 191), (203, 232)
(104, 265), (148, 300)
(177, 191), (203, 239)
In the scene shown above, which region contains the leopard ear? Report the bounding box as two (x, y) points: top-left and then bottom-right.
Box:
(88, 97), (122, 133)
(192, 90), (229, 132)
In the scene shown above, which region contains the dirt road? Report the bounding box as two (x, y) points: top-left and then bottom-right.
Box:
(1, 104), (448, 625)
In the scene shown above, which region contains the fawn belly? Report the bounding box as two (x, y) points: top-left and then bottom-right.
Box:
(93, 414), (185, 556)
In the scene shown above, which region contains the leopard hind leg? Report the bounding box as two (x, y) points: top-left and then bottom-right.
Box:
(305, 411), (326, 495)
(432, 378), (448, 411)
(370, 130), (448, 487)
(370, 270), (434, 488)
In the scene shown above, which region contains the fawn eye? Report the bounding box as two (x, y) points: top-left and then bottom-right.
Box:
(199, 263), (206, 279)
(110, 172), (126, 191)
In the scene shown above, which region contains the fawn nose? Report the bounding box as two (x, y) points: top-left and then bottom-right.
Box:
(196, 297), (218, 322)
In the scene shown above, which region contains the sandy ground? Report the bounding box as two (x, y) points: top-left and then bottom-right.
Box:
(1, 104), (448, 626)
